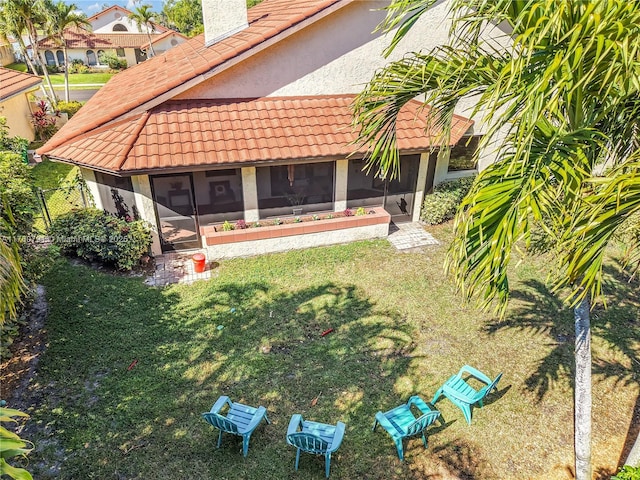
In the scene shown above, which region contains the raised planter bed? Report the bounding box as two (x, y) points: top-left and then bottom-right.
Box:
(201, 207), (391, 251)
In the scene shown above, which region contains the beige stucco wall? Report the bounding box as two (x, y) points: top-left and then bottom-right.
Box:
(0, 45), (14, 66)
(178, 1), (509, 137)
(0, 91), (36, 141)
(91, 8), (158, 34)
(206, 222), (389, 260)
(151, 34), (187, 56)
(131, 175), (162, 255)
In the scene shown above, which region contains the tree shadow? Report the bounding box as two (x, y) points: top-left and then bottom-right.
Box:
(484, 257), (640, 469)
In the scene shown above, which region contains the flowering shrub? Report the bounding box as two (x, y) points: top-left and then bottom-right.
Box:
(235, 219), (247, 229)
(30, 100), (60, 141)
(343, 208), (354, 216)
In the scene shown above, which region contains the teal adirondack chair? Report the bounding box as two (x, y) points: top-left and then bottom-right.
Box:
(372, 395), (441, 460)
(432, 365), (503, 424)
(201, 396), (270, 457)
(286, 414), (345, 478)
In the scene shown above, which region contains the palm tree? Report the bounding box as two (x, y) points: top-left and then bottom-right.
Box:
(1, 0), (58, 105)
(0, 210), (25, 328)
(352, 1), (640, 479)
(45, 0), (90, 102)
(129, 4), (157, 58)
(0, 1), (38, 76)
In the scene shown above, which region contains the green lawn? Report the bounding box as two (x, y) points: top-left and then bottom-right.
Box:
(27, 231), (639, 479)
(5, 62), (28, 72)
(47, 72), (114, 85)
(31, 159), (81, 231)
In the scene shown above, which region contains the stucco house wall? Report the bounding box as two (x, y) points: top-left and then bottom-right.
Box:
(0, 92), (36, 140)
(90, 7), (163, 34)
(178, 0), (509, 178)
(0, 44), (15, 66)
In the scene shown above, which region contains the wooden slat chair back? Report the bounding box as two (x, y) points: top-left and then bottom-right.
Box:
(432, 365), (503, 424)
(202, 412), (239, 434)
(372, 395), (441, 460)
(201, 396), (269, 457)
(287, 432), (329, 454)
(404, 411), (440, 437)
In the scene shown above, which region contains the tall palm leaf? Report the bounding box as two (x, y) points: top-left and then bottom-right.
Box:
(129, 4), (157, 58)
(353, 1), (640, 478)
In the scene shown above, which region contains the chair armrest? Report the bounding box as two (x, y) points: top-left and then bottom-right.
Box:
(239, 406), (267, 435)
(328, 421), (346, 453)
(287, 414), (303, 439)
(210, 395), (232, 414)
(374, 411), (401, 436)
(458, 365), (492, 385)
(443, 384), (478, 404)
(407, 395), (432, 415)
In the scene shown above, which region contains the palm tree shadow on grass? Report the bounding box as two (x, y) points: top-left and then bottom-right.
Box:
(484, 259), (640, 470)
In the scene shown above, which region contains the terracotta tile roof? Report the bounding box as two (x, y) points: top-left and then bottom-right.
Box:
(42, 95), (473, 173)
(0, 67), (42, 101)
(36, 26), (165, 49)
(39, 0), (352, 156)
(140, 30), (188, 49)
(86, 5), (133, 23)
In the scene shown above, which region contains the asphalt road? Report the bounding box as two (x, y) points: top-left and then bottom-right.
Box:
(36, 88), (100, 102)
(68, 89), (99, 102)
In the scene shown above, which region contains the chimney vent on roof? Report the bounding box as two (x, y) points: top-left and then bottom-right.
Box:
(203, 0), (249, 47)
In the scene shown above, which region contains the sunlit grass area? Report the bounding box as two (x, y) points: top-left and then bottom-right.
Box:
(47, 72), (114, 85)
(31, 159), (80, 231)
(30, 229), (639, 479)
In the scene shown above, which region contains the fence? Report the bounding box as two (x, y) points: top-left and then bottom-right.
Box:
(33, 183), (89, 232)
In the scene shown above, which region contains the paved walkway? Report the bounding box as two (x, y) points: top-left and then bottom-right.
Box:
(146, 249), (213, 286)
(387, 222), (440, 251)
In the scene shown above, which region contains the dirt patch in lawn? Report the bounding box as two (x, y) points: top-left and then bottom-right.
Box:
(1, 285), (48, 411)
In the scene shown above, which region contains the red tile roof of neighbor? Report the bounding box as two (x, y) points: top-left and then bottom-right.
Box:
(39, 0), (353, 155)
(0, 67), (42, 101)
(36, 27), (166, 49)
(42, 95), (474, 173)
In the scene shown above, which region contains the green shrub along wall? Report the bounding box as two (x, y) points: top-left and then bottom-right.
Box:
(420, 176), (475, 225)
(50, 209), (152, 270)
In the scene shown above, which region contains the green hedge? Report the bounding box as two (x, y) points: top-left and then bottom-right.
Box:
(50, 209), (152, 270)
(420, 176), (475, 225)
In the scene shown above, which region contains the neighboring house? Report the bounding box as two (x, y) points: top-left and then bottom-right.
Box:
(0, 41), (15, 66)
(0, 67), (41, 140)
(35, 6), (186, 68)
(39, 0), (509, 257)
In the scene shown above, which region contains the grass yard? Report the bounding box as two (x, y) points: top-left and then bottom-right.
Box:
(47, 72), (114, 85)
(31, 159), (80, 231)
(24, 228), (640, 479)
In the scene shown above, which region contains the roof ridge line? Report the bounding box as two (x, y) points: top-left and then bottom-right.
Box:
(115, 112), (151, 171)
(40, 0), (353, 157)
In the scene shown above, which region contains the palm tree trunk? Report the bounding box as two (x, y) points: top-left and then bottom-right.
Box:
(574, 294), (592, 480)
(63, 44), (70, 102)
(26, 24), (57, 105)
(15, 36), (37, 75)
(146, 30), (155, 57)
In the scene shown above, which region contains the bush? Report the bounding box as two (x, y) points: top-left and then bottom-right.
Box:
(0, 151), (38, 236)
(420, 176), (475, 225)
(50, 208), (152, 270)
(56, 101), (84, 118)
(67, 62), (89, 74)
(32, 63), (59, 75)
(98, 51), (127, 70)
(612, 465), (640, 480)
(0, 117), (29, 154)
